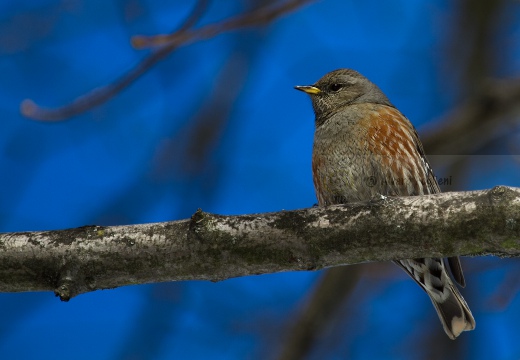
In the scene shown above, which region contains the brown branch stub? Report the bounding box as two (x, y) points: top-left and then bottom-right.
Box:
(0, 186), (519, 301)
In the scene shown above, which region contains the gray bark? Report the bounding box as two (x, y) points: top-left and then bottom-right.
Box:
(0, 186), (519, 301)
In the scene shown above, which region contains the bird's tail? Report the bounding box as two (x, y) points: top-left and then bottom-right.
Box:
(395, 258), (476, 339)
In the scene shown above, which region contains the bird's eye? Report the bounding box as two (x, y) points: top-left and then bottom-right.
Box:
(329, 83), (343, 92)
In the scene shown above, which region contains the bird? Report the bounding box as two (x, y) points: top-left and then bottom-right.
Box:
(295, 68), (475, 339)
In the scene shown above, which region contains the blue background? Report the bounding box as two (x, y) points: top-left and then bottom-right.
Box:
(1, 1), (520, 359)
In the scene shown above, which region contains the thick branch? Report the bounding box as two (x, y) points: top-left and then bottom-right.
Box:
(1, 186), (519, 301)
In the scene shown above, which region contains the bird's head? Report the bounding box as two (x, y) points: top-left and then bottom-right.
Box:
(295, 69), (392, 124)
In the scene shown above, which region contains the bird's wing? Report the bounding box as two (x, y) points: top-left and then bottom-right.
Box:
(367, 105), (466, 287)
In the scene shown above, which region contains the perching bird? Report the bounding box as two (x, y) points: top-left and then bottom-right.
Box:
(295, 69), (475, 339)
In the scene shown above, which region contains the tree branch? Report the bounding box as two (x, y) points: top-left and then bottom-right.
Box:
(1, 186), (519, 301)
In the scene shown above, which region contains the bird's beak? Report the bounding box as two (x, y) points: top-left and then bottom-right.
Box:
(294, 85), (321, 95)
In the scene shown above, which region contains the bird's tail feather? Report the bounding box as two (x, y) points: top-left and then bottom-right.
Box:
(429, 282), (475, 339)
(395, 258), (475, 339)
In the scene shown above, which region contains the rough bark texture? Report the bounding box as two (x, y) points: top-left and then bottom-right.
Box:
(0, 186), (519, 301)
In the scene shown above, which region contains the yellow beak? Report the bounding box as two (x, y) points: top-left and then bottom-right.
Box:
(294, 85), (321, 95)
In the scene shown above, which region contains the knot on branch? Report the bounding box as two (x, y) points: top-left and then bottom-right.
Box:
(488, 185), (518, 205)
(490, 185), (508, 196)
(54, 270), (81, 302)
(188, 208), (211, 243)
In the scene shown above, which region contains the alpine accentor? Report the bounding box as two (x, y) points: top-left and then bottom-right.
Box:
(295, 68), (475, 339)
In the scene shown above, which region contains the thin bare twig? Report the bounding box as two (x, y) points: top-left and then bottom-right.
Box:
(20, 0), (314, 121)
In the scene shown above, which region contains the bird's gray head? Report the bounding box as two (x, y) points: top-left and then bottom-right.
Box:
(295, 69), (393, 125)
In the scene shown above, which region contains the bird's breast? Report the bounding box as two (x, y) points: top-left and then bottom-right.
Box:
(312, 114), (374, 205)
(311, 104), (431, 205)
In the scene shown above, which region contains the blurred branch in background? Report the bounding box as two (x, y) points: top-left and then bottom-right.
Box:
(449, 0), (504, 94)
(422, 79), (520, 156)
(277, 265), (362, 360)
(131, 0), (309, 49)
(19, 0), (314, 121)
(439, 0), (514, 195)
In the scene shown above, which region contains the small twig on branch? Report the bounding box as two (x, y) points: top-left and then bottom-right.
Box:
(0, 186), (519, 301)
(20, 0), (314, 121)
